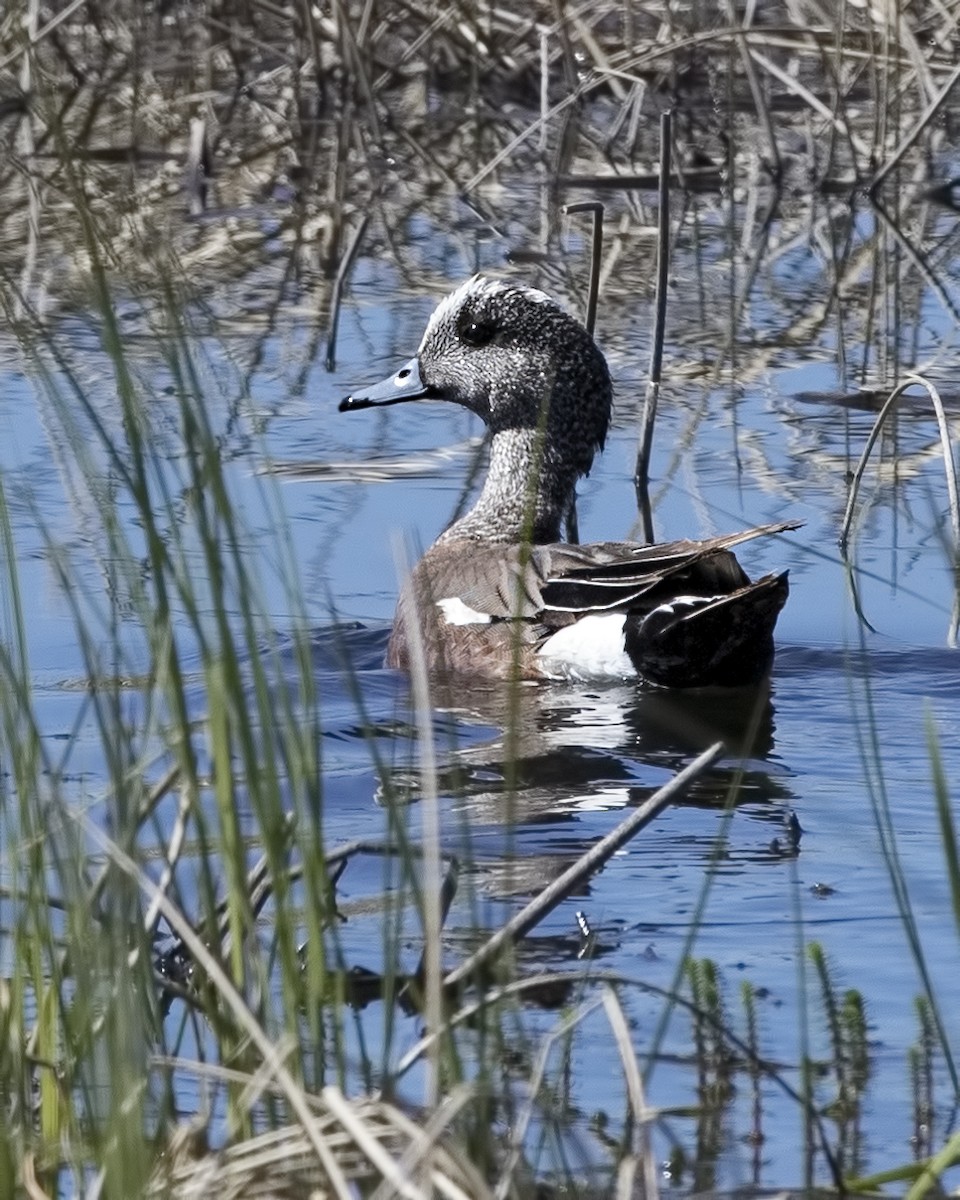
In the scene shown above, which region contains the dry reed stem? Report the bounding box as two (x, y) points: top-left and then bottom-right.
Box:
(750, 46), (868, 159)
(870, 58), (960, 195)
(151, 1056), (490, 1197)
(561, 200), (603, 336)
(393, 534), (444, 1111)
(729, 2), (782, 180)
(840, 374), (960, 553)
(443, 741), (724, 992)
(461, 90), (581, 194)
(635, 109), (672, 538)
(0, 0), (86, 73)
(143, 784), (192, 937)
(368, 1086), (493, 1200)
(321, 1085), (436, 1200)
(493, 993), (608, 1200)
(602, 985), (660, 1200)
(150, 1094), (490, 1199)
(325, 212), (370, 371)
(601, 986), (652, 1133)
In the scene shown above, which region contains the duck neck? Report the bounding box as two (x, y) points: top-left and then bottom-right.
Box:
(438, 428), (577, 544)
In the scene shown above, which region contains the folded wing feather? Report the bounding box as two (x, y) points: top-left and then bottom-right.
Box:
(444, 520), (801, 623)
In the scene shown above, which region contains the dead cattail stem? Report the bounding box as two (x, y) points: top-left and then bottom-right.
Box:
(635, 109), (673, 541)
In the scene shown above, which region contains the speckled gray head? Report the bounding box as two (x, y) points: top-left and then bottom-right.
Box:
(340, 276), (612, 480)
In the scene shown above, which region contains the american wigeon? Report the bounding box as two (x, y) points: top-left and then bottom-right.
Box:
(340, 276), (797, 684)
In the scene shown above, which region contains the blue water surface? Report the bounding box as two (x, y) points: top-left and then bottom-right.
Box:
(2, 182), (959, 1193)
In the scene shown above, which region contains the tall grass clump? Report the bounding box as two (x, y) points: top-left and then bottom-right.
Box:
(0, 233), (342, 1189)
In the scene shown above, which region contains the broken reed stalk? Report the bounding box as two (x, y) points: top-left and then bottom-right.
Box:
(325, 213), (370, 371)
(493, 995), (609, 1199)
(561, 200), (605, 542)
(839, 374), (960, 552)
(185, 117), (209, 217)
(562, 200), (604, 336)
(601, 985), (659, 1199)
(635, 109), (672, 543)
(442, 740), (724, 992)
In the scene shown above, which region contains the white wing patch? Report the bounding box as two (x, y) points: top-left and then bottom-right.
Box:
(437, 597), (493, 626)
(537, 614), (635, 681)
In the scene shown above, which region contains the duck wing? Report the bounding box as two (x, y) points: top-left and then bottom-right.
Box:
(446, 520), (801, 624)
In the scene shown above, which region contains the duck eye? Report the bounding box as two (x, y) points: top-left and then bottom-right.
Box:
(459, 317), (497, 347)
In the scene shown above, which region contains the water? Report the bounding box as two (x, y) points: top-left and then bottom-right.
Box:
(3, 179), (960, 1191)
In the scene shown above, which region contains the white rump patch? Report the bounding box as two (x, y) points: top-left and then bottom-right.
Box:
(436, 597), (493, 626)
(537, 614), (635, 682)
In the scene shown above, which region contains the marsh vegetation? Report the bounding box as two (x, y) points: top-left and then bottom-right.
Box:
(1, 1), (960, 1196)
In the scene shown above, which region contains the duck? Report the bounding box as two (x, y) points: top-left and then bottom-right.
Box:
(340, 276), (798, 685)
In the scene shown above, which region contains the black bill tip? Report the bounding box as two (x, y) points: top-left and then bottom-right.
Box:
(338, 394), (375, 412)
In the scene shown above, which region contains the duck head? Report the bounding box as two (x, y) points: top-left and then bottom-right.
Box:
(340, 276), (612, 482)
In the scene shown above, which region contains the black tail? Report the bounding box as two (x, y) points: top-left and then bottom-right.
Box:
(624, 572), (790, 688)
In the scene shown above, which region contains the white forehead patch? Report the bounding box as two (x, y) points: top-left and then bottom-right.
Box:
(418, 276), (555, 351)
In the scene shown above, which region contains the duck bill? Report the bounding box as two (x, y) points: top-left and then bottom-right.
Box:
(339, 357), (435, 412)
